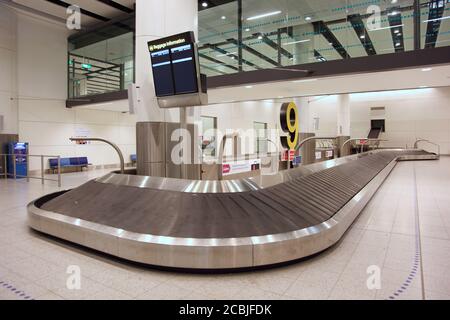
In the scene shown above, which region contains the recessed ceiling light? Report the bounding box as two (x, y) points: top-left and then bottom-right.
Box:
(360, 35), (365, 39)
(283, 39), (311, 45)
(305, 16), (312, 21)
(421, 68), (432, 72)
(245, 28), (250, 32)
(247, 11), (282, 21)
(258, 35), (263, 40)
(394, 29), (400, 34)
(201, 2), (208, 8)
(245, 85), (253, 89)
(395, 42), (401, 47)
(221, 16), (226, 20)
(391, 0), (398, 4)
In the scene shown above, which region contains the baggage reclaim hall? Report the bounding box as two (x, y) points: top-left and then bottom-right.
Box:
(0, 0), (450, 302)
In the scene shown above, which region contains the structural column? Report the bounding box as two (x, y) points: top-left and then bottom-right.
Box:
(134, 0), (201, 178)
(294, 97), (315, 165)
(336, 94), (351, 156)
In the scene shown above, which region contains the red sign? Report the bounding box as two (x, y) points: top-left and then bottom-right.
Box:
(359, 139), (368, 145)
(289, 150), (295, 161)
(282, 150), (296, 161)
(222, 164), (231, 174)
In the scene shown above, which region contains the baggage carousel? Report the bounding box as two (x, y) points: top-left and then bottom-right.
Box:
(27, 149), (438, 270)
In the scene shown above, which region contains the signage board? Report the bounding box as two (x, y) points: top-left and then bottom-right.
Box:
(222, 159), (261, 176)
(148, 32), (199, 97)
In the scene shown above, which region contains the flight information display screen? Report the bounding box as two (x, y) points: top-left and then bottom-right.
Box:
(171, 44), (198, 95)
(148, 32), (199, 97)
(150, 49), (175, 96)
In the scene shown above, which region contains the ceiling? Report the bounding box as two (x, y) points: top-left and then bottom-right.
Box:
(198, 0), (450, 77)
(5, 0), (135, 26)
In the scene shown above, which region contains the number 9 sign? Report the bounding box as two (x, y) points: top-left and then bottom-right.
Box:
(280, 102), (299, 150)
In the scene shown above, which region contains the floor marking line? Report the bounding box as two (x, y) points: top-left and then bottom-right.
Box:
(413, 162), (426, 300)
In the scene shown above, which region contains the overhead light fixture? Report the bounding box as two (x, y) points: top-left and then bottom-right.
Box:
(389, 11), (399, 16)
(391, 0), (398, 3)
(245, 85), (253, 89)
(258, 35), (263, 40)
(247, 11), (282, 21)
(283, 39), (311, 45)
(360, 35), (365, 39)
(421, 68), (432, 72)
(245, 28), (250, 32)
(305, 16), (312, 21)
(221, 16), (226, 20)
(423, 16), (450, 23)
(395, 42), (401, 47)
(369, 24), (404, 32)
(201, 2), (208, 8)
(394, 29), (400, 34)
(292, 78), (318, 83)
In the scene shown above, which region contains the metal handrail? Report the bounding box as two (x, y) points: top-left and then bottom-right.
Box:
(414, 138), (440, 157)
(1, 153), (61, 187)
(340, 138), (388, 155)
(70, 137), (125, 174)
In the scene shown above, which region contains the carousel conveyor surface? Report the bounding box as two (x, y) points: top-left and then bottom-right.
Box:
(28, 149), (438, 270)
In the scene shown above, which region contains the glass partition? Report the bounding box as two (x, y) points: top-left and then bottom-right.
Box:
(198, 0), (447, 77)
(68, 15), (135, 99)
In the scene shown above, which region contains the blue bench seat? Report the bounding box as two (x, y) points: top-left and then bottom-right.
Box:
(49, 157), (89, 173)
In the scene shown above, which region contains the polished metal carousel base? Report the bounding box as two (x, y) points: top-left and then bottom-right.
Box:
(28, 149), (438, 270)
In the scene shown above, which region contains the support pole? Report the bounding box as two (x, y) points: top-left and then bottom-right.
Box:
(41, 155), (45, 185)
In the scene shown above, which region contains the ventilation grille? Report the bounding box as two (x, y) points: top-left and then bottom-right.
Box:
(370, 107), (386, 118)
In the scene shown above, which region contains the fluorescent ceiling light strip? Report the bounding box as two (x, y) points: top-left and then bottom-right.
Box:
(292, 78), (318, 83)
(283, 39), (311, 45)
(369, 24), (404, 32)
(422, 16), (450, 23)
(247, 11), (282, 21)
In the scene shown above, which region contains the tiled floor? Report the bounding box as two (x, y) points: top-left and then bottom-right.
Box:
(1, 158), (450, 300)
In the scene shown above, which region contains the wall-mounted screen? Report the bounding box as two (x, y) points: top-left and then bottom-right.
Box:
(150, 49), (175, 96)
(171, 44), (198, 95)
(148, 32), (199, 98)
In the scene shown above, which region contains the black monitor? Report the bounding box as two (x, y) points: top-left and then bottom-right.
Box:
(148, 32), (200, 98)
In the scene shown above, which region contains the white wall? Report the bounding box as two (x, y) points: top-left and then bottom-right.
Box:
(0, 7), (137, 171)
(201, 100), (280, 155)
(349, 87), (450, 154)
(199, 87), (450, 156)
(0, 5), (18, 134)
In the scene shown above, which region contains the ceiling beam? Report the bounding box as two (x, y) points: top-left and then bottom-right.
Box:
(198, 52), (240, 72)
(253, 32), (294, 60)
(45, 0), (110, 21)
(387, 7), (405, 52)
(204, 43), (261, 70)
(225, 38), (281, 67)
(314, 50), (327, 62)
(96, 0), (133, 13)
(313, 21), (350, 59)
(424, 0), (446, 49)
(348, 14), (377, 56)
